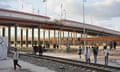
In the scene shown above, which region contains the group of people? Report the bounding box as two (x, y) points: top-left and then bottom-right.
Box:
(12, 41), (116, 71)
(78, 44), (110, 65)
(109, 41), (117, 50)
(33, 45), (43, 56)
(53, 43), (59, 49)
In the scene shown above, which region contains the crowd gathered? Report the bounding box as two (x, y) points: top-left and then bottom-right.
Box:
(32, 41), (117, 66)
(78, 41), (117, 65)
(12, 41), (117, 71)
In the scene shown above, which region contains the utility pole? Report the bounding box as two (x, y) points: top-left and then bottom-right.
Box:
(82, 0), (86, 49)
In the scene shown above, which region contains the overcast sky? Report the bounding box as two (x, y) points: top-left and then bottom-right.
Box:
(0, 0), (120, 31)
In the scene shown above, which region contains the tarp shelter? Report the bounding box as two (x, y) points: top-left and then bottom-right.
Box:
(0, 37), (8, 60)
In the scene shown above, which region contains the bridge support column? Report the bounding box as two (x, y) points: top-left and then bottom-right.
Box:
(43, 29), (45, 46)
(74, 32), (77, 45)
(26, 28), (28, 48)
(71, 32), (73, 45)
(76, 32), (78, 45)
(58, 31), (61, 48)
(38, 27), (40, 46)
(20, 28), (23, 48)
(48, 29), (50, 47)
(73, 32), (74, 45)
(14, 25), (17, 48)
(54, 29), (56, 43)
(59, 31), (62, 48)
(2, 27), (5, 37)
(32, 27), (34, 47)
(8, 26), (11, 48)
(66, 31), (70, 53)
(63, 31), (64, 45)
(68, 32), (69, 41)
(81, 33), (83, 38)
(57, 31), (59, 48)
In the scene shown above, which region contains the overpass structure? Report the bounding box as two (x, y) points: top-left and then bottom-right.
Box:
(0, 9), (120, 48)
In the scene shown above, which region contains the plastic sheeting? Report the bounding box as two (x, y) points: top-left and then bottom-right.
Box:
(0, 37), (8, 60)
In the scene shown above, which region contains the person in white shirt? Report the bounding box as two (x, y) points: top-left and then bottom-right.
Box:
(85, 46), (91, 63)
(13, 48), (22, 71)
(103, 45), (109, 65)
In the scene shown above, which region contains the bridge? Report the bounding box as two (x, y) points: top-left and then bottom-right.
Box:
(0, 8), (120, 48)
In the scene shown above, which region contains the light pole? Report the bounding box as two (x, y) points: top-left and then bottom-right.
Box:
(43, 0), (47, 16)
(82, 0), (86, 49)
(58, 0), (63, 49)
(18, 0), (23, 11)
(82, 0), (87, 61)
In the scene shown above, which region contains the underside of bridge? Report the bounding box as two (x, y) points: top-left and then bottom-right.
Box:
(0, 19), (120, 49)
(0, 9), (120, 49)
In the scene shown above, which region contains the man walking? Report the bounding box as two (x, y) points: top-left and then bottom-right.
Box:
(103, 45), (109, 65)
(92, 44), (99, 64)
(13, 48), (22, 71)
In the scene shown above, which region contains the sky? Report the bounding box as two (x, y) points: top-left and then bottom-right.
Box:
(0, 0), (120, 31)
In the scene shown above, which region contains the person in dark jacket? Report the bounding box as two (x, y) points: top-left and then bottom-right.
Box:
(33, 45), (37, 55)
(78, 46), (82, 59)
(38, 45), (43, 56)
(13, 48), (22, 71)
(92, 44), (99, 64)
(113, 41), (117, 50)
(109, 41), (113, 50)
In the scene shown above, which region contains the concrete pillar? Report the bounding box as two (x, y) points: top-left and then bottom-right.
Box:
(63, 31), (64, 38)
(71, 32), (73, 45)
(2, 27), (5, 37)
(81, 33), (83, 38)
(59, 31), (62, 48)
(67, 32), (69, 45)
(73, 32), (76, 45)
(14, 26), (17, 47)
(71, 32), (72, 39)
(48, 29), (50, 43)
(63, 31), (64, 45)
(54, 29), (56, 43)
(43, 29), (45, 45)
(75, 32), (77, 39)
(26, 28), (28, 48)
(38, 27), (40, 46)
(20, 28), (23, 48)
(66, 31), (70, 53)
(58, 31), (60, 47)
(8, 26), (11, 48)
(85, 34), (88, 38)
(32, 27), (34, 47)
(68, 32), (69, 40)
(75, 32), (77, 45)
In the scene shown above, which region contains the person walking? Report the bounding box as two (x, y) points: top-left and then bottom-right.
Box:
(109, 41), (113, 50)
(33, 45), (37, 55)
(13, 48), (22, 71)
(113, 41), (117, 50)
(85, 46), (91, 63)
(103, 45), (109, 65)
(38, 45), (43, 56)
(78, 46), (82, 59)
(92, 44), (99, 64)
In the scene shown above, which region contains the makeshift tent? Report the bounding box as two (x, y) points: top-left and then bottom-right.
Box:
(0, 37), (8, 60)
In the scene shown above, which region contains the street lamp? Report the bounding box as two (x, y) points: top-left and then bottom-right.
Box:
(82, 0), (86, 49)
(18, 0), (24, 11)
(82, 0), (87, 61)
(42, 0), (47, 16)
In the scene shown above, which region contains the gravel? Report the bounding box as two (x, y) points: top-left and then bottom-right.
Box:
(20, 55), (100, 72)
